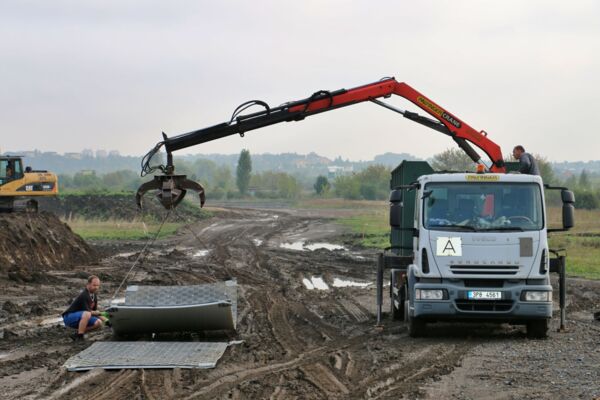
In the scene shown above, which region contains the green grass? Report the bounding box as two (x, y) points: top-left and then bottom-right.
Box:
(336, 209), (389, 249)
(299, 198), (387, 210)
(67, 219), (184, 240)
(549, 234), (600, 280)
(333, 200), (600, 280)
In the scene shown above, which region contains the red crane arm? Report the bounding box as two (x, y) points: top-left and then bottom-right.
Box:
(144, 77), (505, 176)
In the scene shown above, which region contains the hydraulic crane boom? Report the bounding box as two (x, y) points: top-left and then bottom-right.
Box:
(137, 77), (506, 209)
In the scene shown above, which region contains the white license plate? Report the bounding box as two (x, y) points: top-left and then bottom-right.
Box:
(468, 291), (502, 300)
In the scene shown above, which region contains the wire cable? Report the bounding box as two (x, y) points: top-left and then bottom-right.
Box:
(110, 209), (172, 300)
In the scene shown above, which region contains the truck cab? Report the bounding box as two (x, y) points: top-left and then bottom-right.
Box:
(386, 161), (574, 338)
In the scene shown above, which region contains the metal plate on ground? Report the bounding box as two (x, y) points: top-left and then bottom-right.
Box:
(108, 280), (238, 334)
(64, 341), (228, 371)
(108, 302), (234, 334)
(125, 280), (237, 325)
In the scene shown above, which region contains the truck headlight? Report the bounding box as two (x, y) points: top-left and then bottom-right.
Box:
(415, 289), (445, 300)
(523, 291), (551, 302)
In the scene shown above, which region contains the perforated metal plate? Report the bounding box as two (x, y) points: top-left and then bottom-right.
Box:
(64, 341), (228, 371)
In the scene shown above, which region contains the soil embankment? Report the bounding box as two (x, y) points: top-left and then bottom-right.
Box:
(0, 212), (96, 279)
(39, 193), (208, 221)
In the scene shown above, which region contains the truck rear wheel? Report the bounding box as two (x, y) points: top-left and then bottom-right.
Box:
(390, 272), (405, 320)
(526, 319), (549, 339)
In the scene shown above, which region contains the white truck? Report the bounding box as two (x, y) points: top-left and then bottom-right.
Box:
(380, 162), (574, 338)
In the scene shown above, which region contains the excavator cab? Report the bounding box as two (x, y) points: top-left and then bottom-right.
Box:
(0, 157), (24, 185)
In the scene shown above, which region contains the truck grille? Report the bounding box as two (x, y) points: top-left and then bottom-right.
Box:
(450, 265), (518, 275)
(455, 299), (513, 312)
(463, 280), (504, 288)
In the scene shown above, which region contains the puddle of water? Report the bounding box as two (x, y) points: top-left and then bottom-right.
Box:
(302, 278), (315, 290)
(310, 276), (329, 290)
(332, 278), (372, 288)
(193, 250), (210, 257)
(115, 252), (136, 258)
(273, 215), (279, 219)
(253, 239), (263, 246)
(281, 241), (346, 252)
(39, 316), (63, 326)
(280, 241), (306, 251)
(305, 243), (346, 251)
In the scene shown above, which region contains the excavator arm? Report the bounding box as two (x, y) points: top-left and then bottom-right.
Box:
(137, 77), (505, 209)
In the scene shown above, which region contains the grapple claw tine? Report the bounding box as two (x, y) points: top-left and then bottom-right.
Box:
(136, 179), (162, 209)
(178, 178), (206, 208)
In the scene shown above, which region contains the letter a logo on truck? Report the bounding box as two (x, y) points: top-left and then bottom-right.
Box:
(436, 237), (462, 256)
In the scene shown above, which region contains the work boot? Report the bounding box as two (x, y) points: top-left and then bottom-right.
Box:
(70, 332), (85, 341)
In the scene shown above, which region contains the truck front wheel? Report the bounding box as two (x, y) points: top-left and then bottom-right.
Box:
(526, 319), (549, 339)
(408, 313), (426, 338)
(406, 296), (426, 337)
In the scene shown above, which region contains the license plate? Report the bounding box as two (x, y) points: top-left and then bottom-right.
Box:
(467, 291), (502, 300)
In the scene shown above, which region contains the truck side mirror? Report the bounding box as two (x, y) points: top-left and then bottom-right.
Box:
(389, 189), (402, 203)
(561, 190), (575, 230)
(389, 189), (402, 227)
(561, 190), (575, 203)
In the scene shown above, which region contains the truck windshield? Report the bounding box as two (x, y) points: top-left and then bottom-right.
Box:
(423, 182), (544, 231)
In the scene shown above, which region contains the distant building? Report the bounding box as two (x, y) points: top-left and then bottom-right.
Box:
(81, 149), (94, 158)
(108, 150), (120, 157)
(64, 152), (83, 160)
(96, 150), (108, 158)
(327, 165), (353, 179)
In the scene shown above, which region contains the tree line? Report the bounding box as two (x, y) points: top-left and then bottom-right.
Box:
(55, 148), (600, 208)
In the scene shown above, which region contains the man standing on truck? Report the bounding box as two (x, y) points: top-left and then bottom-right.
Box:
(513, 145), (540, 175)
(62, 275), (107, 341)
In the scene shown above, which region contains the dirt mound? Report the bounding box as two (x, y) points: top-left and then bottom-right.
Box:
(0, 212), (96, 274)
(39, 193), (209, 221)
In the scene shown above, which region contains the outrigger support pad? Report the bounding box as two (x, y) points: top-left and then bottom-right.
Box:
(136, 174), (206, 210)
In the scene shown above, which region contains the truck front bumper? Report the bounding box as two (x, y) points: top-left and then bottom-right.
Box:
(412, 281), (552, 322)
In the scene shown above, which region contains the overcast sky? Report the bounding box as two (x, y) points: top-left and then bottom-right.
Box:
(1, 1), (598, 162)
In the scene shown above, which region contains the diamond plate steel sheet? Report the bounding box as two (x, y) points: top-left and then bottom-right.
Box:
(125, 280), (235, 307)
(64, 341), (228, 371)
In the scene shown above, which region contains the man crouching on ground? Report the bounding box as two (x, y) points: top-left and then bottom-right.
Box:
(62, 275), (107, 341)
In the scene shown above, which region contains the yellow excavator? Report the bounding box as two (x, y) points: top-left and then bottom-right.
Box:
(0, 155), (58, 212)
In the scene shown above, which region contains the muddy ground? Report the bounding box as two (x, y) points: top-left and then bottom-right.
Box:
(0, 207), (599, 399)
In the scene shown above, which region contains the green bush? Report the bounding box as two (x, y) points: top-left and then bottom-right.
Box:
(574, 190), (599, 210)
